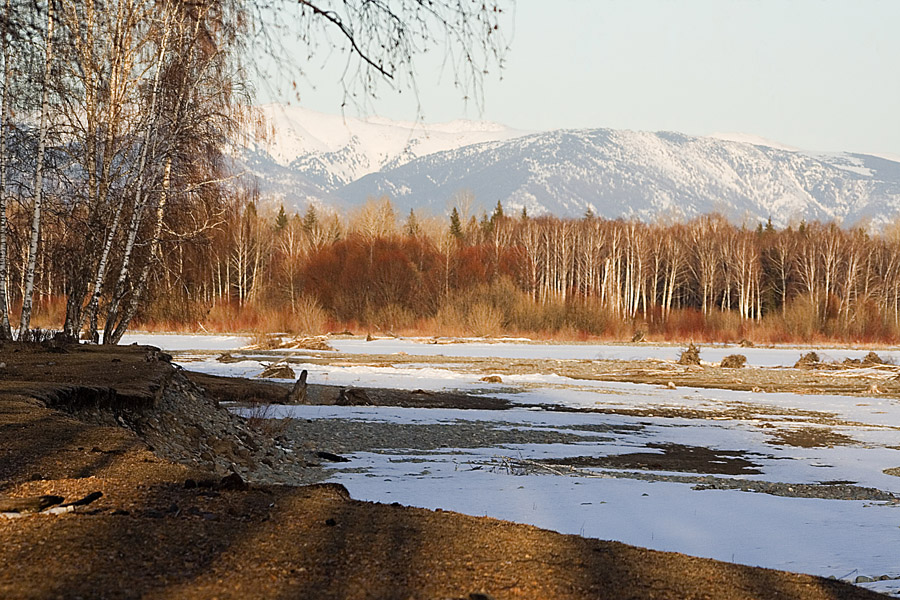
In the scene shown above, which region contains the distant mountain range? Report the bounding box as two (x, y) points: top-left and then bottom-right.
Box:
(232, 105), (900, 228)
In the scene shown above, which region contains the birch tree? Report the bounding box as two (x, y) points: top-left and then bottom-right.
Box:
(18, 0), (54, 339)
(75, 0), (162, 342)
(90, 6), (171, 341)
(661, 225), (688, 319)
(0, 0), (14, 339)
(731, 229), (760, 321)
(761, 226), (796, 316)
(688, 216), (723, 316)
(106, 0), (244, 343)
(276, 214), (306, 311)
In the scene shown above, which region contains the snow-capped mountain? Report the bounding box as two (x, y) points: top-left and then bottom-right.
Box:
(235, 106), (900, 228)
(234, 105), (526, 208)
(340, 129), (900, 226)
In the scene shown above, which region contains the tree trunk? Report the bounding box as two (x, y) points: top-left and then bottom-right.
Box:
(84, 196), (126, 343)
(0, 0), (12, 340)
(18, 1), (54, 339)
(80, 0), (141, 342)
(61, 0), (98, 340)
(103, 17), (170, 342)
(107, 155), (171, 344)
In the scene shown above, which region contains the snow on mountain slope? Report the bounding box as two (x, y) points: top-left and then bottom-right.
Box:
(337, 128), (900, 227)
(230, 145), (343, 212)
(233, 106), (900, 228)
(246, 104), (526, 188)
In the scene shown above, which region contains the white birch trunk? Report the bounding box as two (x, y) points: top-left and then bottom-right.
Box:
(107, 155), (171, 344)
(61, 0), (97, 338)
(0, 0), (12, 339)
(18, 1), (54, 339)
(80, 0), (135, 340)
(103, 14), (171, 342)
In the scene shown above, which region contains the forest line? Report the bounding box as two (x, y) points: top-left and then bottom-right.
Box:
(20, 193), (894, 344)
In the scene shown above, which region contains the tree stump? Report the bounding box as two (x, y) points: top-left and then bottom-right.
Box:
(286, 369), (308, 404)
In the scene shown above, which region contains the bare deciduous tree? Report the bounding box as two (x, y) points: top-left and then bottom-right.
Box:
(17, 0), (54, 339)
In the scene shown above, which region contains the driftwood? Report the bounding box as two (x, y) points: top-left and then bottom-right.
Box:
(819, 365), (900, 380)
(316, 451), (350, 463)
(336, 388), (371, 406)
(43, 491), (104, 515)
(678, 343), (701, 366)
(794, 352), (821, 369)
(719, 354), (747, 369)
(1, 491), (102, 517)
(216, 353), (243, 363)
(258, 363), (295, 379)
(285, 336), (334, 351)
(0, 495), (64, 514)
(286, 369), (308, 404)
(490, 456), (611, 479)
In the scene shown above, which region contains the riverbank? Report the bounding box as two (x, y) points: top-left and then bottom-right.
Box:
(0, 341), (889, 599)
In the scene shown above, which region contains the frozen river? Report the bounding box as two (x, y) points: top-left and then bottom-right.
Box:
(130, 333), (900, 595)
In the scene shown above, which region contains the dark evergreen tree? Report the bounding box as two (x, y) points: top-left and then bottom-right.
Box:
(449, 206), (463, 239)
(302, 204), (318, 233)
(491, 200), (503, 223)
(275, 205), (288, 231)
(404, 208), (420, 237)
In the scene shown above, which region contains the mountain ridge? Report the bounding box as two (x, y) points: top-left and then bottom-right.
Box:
(233, 106), (900, 228)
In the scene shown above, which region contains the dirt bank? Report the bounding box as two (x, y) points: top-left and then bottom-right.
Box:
(0, 342), (888, 599)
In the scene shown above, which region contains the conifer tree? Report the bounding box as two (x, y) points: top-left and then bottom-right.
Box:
(449, 206), (463, 240)
(302, 204), (318, 234)
(275, 205), (288, 231)
(491, 200), (504, 222)
(404, 208), (420, 237)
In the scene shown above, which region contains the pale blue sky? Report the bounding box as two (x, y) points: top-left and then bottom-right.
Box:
(261, 1), (900, 156)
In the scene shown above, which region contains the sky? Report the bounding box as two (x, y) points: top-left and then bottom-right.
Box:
(258, 1), (900, 157)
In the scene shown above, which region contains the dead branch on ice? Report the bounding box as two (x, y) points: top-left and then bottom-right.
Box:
(489, 456), (611, 478)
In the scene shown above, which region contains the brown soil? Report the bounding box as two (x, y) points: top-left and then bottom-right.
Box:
(0, 342), (888, 599)
(541, 443), (763, 475)
(767, 428), (859, 448)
